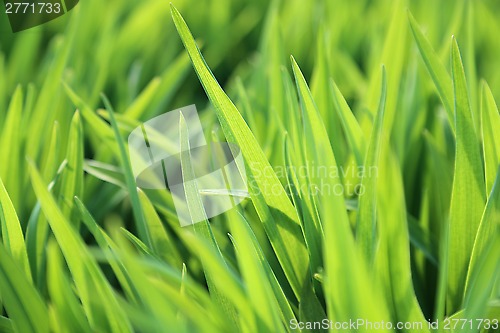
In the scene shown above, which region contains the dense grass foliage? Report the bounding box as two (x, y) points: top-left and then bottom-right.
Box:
(0, 0), (499, 332)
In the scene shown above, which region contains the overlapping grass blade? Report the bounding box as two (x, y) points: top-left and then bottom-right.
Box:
(356, 67), (387, 263)
(0, 244), (48, 333)
(447, 37), (485, 314)
(58, 111), (84, 225)
(28, 161), (132, 332)
(0, 177), (30, 279)
(46, 241), (92, 333)
(408, 11), (454, 131)
(480, 81), (500, 194)
(290, 56), (391, 330)
(178, 113), (240, 330)
(102, 95), (152, 248)
(376, 153), (429, 332)
(171, 4), (309, 298)
(0, 85), (23, 210)
(330, 79), (366, 166)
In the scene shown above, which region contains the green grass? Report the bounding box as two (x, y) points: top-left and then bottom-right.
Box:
(0, 0), (499, 332)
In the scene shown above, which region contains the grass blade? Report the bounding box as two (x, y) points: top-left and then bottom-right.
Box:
(171, 4), (309, 298)
(447, 37), (486, 314)
(0, 244), (48, 333)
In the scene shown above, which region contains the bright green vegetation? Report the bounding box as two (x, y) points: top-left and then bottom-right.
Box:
(0, 0), (499, 332)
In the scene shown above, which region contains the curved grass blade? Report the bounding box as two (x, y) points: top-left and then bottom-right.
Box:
(356, 67), (387, 263)
(447, 37), (486, 314)
(28, 161), (132, 332)
(179, 114), (240, 331)
(101, 95), (153, 249)
(330, 78), (366, 166)
(465, 166), (500, 295)
(0, 85), (23, 210)
(408, 11), (454, 132)
(171, 4), (309, 298)
(0, 177), (30, 280)
(290, 57), (391, 329)
(58, 111), (84, 226)
(0, 244), (48, 333)
(480, 81), (500, 194)
(376, 153), (429, 332)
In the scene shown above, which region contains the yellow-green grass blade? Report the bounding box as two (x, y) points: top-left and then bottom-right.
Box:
(28, 161), (132, 332)
(480, 81), (500, 194)
(356, 67), (387, 263)
(58, 111), (84, 225)
(464, 1), (479, 130)
(26, 126), (61, 286)
(25, 8), (79, 160)
(462, 167), (500, 329)
(74, 196), (142, 304)
(0, 244), (48, 333)
(227, 210), (286, 333)
(330, 78), (366, 166)
(171, 4), (309, 299)
(447, 37), (486, 314)
(0, 85), (23, 211)
(465, 165), (500, 294)
(63, 83), (113, 141)
(46, 241), (93, 333)
(102, 95), (153, 248)
(0, 177), (30, 280)
(290, 57), (391, 329)
(376, 153), (429, 332)
(235, 209), (298, 329)
(366, 0), (405, 135)
(146, 52), (192, 119)
(178, 114), (240, 330)
(462, 229), (500, 333)
(124, 77), (161, 119)
(0, 316), (13, 333)
(311, 26), (346, 164)
(137, 189), (183, 268)
(408, 11), (454, 132)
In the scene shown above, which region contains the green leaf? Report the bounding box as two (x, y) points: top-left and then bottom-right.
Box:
(465, 166), (500, 298)
(408, 11), (455, 132)
(376, 153), (429, 332)
(290, 57), (391, 330)
(356, 67), (387, 263)
(28, 161), (132, 332)
(58, 111), (84, 225)
(330, 78), (366, 166)
(0, 177), (30, 280)
(447, 37), (486, 314)
(46, 241), (93, 333)
(170, 4), (309, 298)
(101, 95), (153, 248)
(0, 244), (48, 333)
(0, 85), (23, 210)
(480, 81), (500, 194)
